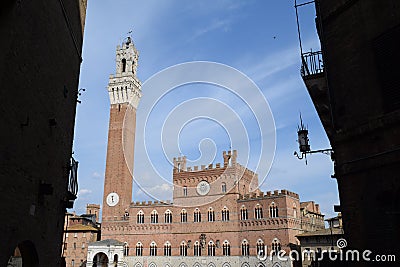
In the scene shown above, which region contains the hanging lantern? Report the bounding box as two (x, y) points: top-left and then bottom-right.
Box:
(298, 128), (310, 153)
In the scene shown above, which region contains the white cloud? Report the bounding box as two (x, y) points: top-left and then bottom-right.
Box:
(91, 171), (103, 179)
(135, 183), (173, 202)
(78, 188), (92, 196)
(188, 19), (232, 42)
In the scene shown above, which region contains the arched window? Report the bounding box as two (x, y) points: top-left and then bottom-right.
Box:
(222, 240), (230, 256)
(241, 240), (250, 256)
(293, 203), (297, 218)
(269, 202), (279, 218)
(165, 210), (172, 224)
(180, 241), (187, 256)
(183, 186), (187, 196)
(256, 239), (265, 258)
(113, 254), (118, 266)
(222, 207), (230, 221)
(208, 208), (215, 222)
(181, 209), (187, 223)
(240, 205), (248, 220)
(194, 209), (201, 223)
(208, 241), (216, 256)
(271, 239), (281, 256)
(194, 241), (201, 256)
(150, 242), (157, 256)
(135, 242), (143, 256)
(221, 182), (227, 193)
(121, 58), (127, 72)
(151, 210), (158, 224)
(137, 210), (144, 224)
(255, 204), (263, 219)
(164, 242), (171, 256)
(124, 242), (129, 256)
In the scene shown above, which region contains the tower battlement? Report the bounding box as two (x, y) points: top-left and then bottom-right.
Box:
(239, 189), (300, 200)
(173, 150), (241, 173)
(107, 36), (142, 107)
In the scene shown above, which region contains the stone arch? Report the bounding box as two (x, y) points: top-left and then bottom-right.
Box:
(179, 263), (188, 267)
(193, 263), (201, 267)
(113, 254), (118, 265)
(92, 252), (109, 267)
(9, 240), (39, 267)
(149, 263), (157, 267)
(240, 263), (250, 267)
(134, 263), (143, 267)
(222, 262), (231, 267)
(207, 263), (216, 267)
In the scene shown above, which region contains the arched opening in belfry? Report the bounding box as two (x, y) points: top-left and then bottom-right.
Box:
(8, 240), (39, 267)
(92, 252), (109, 267)
(122, 58), (127, 72)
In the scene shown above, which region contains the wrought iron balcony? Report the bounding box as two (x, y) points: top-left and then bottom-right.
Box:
(301, 50), (324, 78)
(66, 157), (79, 208)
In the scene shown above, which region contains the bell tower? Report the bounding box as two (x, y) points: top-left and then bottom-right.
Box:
(102, 37), (141, 222)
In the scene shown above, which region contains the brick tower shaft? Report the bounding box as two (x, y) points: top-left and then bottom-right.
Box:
(102, 37), (141, 223)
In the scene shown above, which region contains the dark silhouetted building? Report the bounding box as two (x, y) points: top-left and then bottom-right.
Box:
(299, 0), (400, 265)
(0, 0), (88, 266)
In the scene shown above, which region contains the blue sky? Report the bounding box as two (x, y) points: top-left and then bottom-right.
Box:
(72, 0), (339, 219)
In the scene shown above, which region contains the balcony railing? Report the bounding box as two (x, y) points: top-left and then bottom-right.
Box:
(301, 50), (324, 77)
(66, 157), (79, 208)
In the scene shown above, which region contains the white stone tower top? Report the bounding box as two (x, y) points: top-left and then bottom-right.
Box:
(107, 37), (142, 108)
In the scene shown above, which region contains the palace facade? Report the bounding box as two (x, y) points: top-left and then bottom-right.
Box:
(86, 38), (325, 267)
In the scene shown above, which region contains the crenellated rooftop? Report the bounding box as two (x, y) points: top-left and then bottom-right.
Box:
(172, 150), (256, 174)
(239, 189), (299, 200)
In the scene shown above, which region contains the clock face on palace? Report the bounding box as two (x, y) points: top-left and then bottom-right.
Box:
(106, 192), (119, 207)
(196, 180), (210, 196)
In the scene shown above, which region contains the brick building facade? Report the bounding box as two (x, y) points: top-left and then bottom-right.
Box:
(63, 204), (101, 267)
(87, 38), (325, 267)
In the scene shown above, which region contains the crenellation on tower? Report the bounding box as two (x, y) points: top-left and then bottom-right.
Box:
(222, 150), (237, 167)
(86, 203), (100, 222)
(173, 156), (187, 173)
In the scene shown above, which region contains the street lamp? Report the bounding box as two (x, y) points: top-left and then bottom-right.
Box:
(294, 114), (333, 164)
